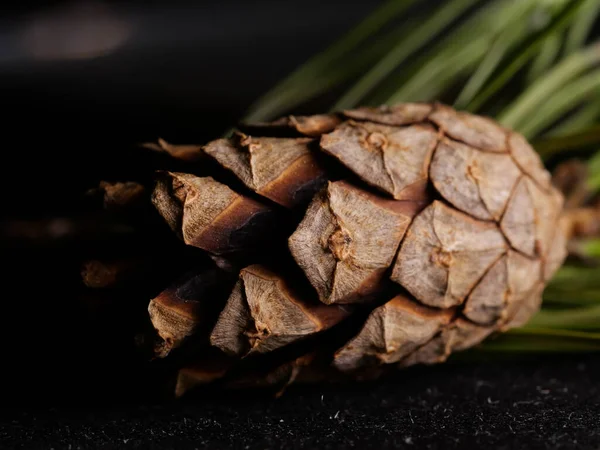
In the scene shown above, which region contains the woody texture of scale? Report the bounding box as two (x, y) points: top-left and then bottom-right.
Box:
(147, 103), (568, 396)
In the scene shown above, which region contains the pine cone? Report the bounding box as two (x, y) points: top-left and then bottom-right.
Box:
(147, 103), (567, 396)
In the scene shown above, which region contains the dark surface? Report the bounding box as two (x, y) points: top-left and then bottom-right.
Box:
(1, 356), (599, 449)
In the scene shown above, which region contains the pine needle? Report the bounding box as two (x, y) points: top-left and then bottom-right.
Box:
(526, 33), (562, 83)
(548, 100), (600, 136)
(579, 239), (600, 258)
(499, 43), (600, 130)
(467, 0), (588, 112)
(588, 150), (600, 190)
(509, 328), (600, 340)
(518, 69), (600, 138)
(525, 305), (600, 330)
(547, 266), (600, 291)
(242, 0), (417, 121)
(454, 11), (531, 108)
(564, 0), (600, 56)
(385, 0), (530, 104)
(480, 332), (600, 353)
(534, 125), (600, 158)
(333, 0), (483, 109)
(543, 290), (600, 307)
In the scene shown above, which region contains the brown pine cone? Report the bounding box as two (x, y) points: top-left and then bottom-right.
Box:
(146, 103), (567, 396)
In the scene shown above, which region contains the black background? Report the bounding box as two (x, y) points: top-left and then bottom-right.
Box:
(1, 1), (599, 448)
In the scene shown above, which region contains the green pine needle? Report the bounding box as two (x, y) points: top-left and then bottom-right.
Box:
(543, 291), (600, 307)
(580, 239), (600, 258)
(518, 69), (600, 138)
(454, 14), (531, 109)
(242, 0), (417, 122)
(527, 32), (563, 83)
(333, 0), (483, 110)
(525, 305), (600, 330)
(546, 266), (600, 294)
(564, 0), (600, 56)
(589, 151), (600, 190)
(534, 125), (600, 158)
(510, 327), (600, 340)
(479, 332), (600, 353)
(548, 100), (600, 136)
(499, 43), (600, 130)
(467, 0), (588, 112)
(383, 0), (530, 104)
